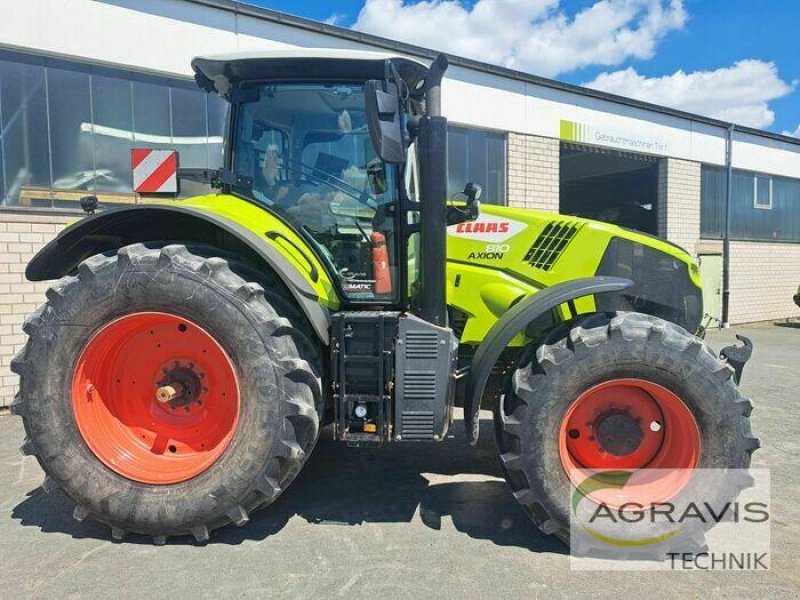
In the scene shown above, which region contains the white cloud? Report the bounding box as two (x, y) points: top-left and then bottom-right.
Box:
(584, 60), (795, 128)
(324, 13), (347, 26)
(782, 124), (800, 137)
(352, 0), (687, 77)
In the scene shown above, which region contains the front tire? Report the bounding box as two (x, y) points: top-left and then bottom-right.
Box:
(11, 243), (322, 543)
(495, 312), (760, 546)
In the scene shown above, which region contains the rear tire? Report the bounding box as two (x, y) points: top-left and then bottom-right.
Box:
(11, 243), (322, 543)
(495, 312), (760, 546)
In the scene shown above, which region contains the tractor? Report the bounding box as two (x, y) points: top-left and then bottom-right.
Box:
(11, 49), (759, 547)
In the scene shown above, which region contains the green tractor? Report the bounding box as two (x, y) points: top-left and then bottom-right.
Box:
(12, 50), (758, 546)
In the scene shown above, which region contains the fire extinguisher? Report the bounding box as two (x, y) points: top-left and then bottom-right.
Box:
(371, 232), (392, 295)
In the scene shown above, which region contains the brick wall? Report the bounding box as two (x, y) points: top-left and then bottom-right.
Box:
(657, 158), (701, 256)
(0, 212), (71, 408)
(728, 241), (800, 324)
(507, 132), (559, 211)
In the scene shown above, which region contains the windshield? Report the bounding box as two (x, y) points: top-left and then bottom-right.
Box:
(232, 83), (398, 301)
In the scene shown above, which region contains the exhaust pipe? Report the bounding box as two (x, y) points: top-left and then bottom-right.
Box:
(418, 54), (449, 327)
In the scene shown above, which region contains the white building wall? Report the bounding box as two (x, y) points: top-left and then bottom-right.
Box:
(0, 214), (71, 408)
(658, 159), (702, 256)
(729, 242), (800, 324)
(506, 133), (559, 212)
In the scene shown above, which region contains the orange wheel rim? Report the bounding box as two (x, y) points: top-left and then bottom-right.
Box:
(559, 378), (700, 506)
(72, 312), (240, 485)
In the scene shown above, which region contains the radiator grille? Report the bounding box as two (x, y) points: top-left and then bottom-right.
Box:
(524, 221), (581, 271)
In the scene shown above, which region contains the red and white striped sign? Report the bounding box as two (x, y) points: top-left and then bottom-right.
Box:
(132, 149), (178, 194)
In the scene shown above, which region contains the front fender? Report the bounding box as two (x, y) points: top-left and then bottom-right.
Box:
(463, 276), (632, 444)
(26, 203), (333, 344)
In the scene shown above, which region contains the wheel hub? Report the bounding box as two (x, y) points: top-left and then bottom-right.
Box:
(595, 412), (644, 456)
(157, 362), (205, 411)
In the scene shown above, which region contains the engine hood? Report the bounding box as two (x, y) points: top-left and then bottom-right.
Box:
(446, 204), (698, 289)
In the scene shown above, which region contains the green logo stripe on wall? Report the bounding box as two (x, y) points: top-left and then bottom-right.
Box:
(559, 119), (584, 142)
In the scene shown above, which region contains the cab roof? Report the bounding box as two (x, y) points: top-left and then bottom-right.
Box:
(191, 49), (429, 97)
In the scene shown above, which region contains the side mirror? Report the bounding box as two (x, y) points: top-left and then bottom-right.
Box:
(446, 182), (482, 226)
(464, 182), (482, 203)
(80, 195), (98, 215)
(365, 80), (405, 164)
(366, 158), (387, 195)
(464, 182), (481, 219)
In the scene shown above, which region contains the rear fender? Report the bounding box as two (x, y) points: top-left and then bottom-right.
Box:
(463, 276), (633, 444)
(26, 204), (332, 344)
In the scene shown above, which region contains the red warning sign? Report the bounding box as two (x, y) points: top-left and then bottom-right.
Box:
(132, 149), (178, 194)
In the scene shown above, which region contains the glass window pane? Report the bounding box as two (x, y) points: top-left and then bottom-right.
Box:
(171, 86), (205, 137)
(447, 125), (507, 205)
(232, 83), (398, 302)
(447, 126), (468, 196)
(700, 165), (725, 239)
(48, 66), (94, 191)
(132, 79), (171, 145)
(0, 58), (50, 206)
(91, 73), (134, 192)
(467, 128), (487, 195)
(171, 86), (207, 169)
(755, 174), (772, 209)
(0, 142), (4, 201)
(207, 95), (227, 169)
(486, 132), (505, 205)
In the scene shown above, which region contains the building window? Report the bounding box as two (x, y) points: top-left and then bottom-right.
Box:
(0, 49), (226, 210)
(447, 125), (506, 205)
(47, 66), (94, 192)
(701, 165), (800, 241)
(754, 174), (772, 209)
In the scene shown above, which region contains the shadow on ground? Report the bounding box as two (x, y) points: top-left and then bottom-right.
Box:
(11, 417), (564, 554)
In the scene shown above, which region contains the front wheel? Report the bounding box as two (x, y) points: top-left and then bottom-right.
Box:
(495, 312), (760, 547)
(11, 243), (322, 543)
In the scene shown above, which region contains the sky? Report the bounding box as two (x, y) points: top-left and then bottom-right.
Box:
(249, 0), (800, 136)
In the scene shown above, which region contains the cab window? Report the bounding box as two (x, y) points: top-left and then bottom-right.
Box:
(232, 83), (398, 301)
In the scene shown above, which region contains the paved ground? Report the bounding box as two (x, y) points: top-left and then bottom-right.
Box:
(0, 322), (798, 599)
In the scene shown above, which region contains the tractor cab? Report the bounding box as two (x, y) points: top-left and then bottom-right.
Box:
(193, 50), (434, 306)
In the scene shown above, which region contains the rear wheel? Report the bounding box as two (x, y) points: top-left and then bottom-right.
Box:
(11, 243), (322, 543)
(495, 312), (760, 546)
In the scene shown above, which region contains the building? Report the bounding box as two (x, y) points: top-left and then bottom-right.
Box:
(0, 0), (799, 406)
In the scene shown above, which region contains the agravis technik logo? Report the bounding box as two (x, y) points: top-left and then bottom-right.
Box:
(568, 468), (770, 570)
